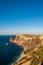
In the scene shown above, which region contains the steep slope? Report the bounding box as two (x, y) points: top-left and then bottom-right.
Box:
(10, 34), (43, 65)
(10, 34), (40, 50)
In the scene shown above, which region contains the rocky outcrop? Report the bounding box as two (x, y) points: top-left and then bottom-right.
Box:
(10, 34), (43, 65)
(10, 34), (40, 50)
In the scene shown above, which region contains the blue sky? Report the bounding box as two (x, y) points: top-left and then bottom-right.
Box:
(0, 0), (43, 35)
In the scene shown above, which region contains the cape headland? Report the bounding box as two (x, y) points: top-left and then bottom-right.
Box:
(10, 34), (43, 65)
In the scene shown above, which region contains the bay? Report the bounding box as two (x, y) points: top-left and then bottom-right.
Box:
(0, 35), (23, 65)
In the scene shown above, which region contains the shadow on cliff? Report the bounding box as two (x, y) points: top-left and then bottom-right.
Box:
(0, 43), (24, 65)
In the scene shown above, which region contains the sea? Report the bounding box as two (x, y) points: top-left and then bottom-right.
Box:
(0, 35), (23, 65)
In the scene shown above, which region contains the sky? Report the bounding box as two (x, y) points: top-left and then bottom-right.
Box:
(0, 0), (43, 35)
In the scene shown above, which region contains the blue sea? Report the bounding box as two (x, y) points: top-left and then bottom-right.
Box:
(0, 35), (23, 65)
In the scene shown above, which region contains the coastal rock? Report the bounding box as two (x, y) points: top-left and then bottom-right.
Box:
(10, 34), (40, 50)
(10, 34), (43, 65)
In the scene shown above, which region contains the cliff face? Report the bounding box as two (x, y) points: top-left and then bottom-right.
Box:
(10, 34), (43, 65)
(10, 34), (40, 50)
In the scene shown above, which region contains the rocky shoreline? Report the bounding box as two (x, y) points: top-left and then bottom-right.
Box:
(10, 34), (43, 65)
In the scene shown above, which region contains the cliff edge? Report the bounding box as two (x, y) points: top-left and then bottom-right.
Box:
(10, 34), (43, 65)
(10, 34), (40, 50)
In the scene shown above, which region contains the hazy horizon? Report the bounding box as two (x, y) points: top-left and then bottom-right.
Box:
(0, 0), (43, 34)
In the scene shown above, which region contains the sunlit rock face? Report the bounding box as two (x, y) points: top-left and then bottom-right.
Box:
(10, 34), (43, 65)
(39, 35), (43, 46)
(39, 35), (43, 40)
(10, 34), (40, 50)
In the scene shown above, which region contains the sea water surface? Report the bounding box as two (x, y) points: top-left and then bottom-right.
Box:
(0, 35), (23, 65)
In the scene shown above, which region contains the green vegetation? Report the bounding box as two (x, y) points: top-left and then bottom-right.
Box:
(30, 45), (43, 65)
(13, 39), (43, 65)
(14, 45), (43, 65)
(20, 45), (43, 65)
(24, 50), (30, 54)
(30, 57), (39, 65)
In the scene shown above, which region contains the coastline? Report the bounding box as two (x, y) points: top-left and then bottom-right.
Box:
(10, 34), (43, 65)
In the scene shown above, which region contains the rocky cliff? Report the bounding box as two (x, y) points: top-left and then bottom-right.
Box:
(10, 34), (43, 65)
(10, 34), (40, 50)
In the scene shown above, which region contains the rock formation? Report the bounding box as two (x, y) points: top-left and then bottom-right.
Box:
(10, 34), (40, 50)
(9, 34), (43, 65)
